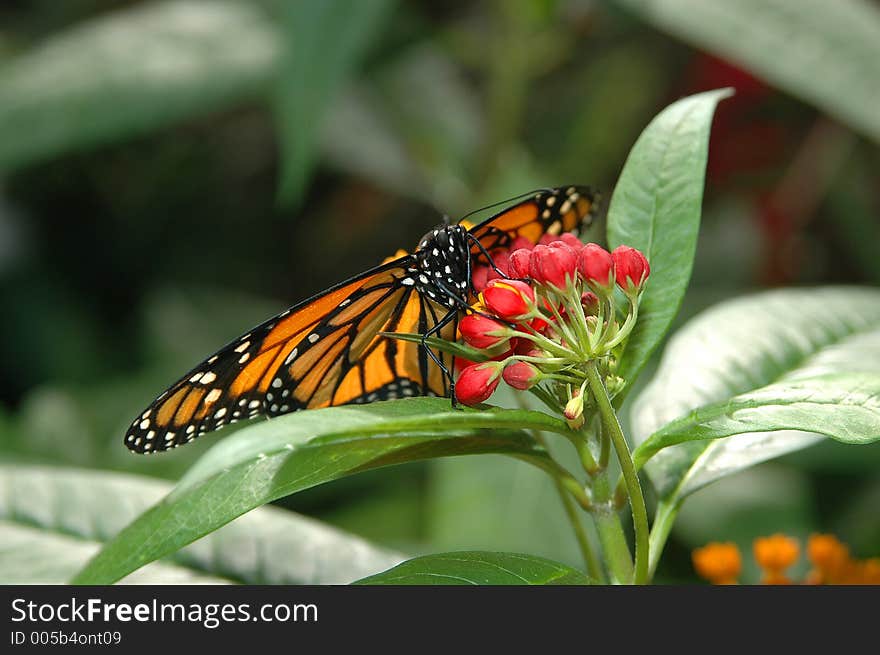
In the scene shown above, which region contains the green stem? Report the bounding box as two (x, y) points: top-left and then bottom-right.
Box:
(590, 469), (633, 584)
(598, 421), (611, 470)
(564, 283), (592, 355)
(516, 398), (604, 582)
(528, 385), (563, 413)
(647, 498), (680, 581)
(554, 479), (605, 583)
(571, 433), (598, 475)
(585, 361), (649, 585)
(603, 296), (638, 350)
(511, 327), (578, 359)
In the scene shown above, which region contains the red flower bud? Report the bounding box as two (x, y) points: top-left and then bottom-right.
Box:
(514, 340), (542, 356)
(612, 245), (650, 292)
(482, 279), (535, 320)
(577, 243), (615, 293)
(509, 236), (534, 252)
(455, 362), (501, 405)
(459, 314), (510, 349)
(564, 390), (585, 429)
(509, 248), (532, 278)
(485, 250), (511, 283)
(472, 265), (490, 293)
(502, 360), (540, 390)
(529, 244), (577, 290)
(559, 233), (585, 251)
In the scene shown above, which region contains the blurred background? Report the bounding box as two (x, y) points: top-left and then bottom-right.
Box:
(1, 0), (879, 583)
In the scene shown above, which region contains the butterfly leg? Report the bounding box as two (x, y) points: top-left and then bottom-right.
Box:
(421, 307), (459, 406)
(466, 233), (512, 281)
(437, 280), (519, 331)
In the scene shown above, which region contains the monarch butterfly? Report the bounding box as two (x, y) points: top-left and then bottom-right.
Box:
(126, 186), (596, 453)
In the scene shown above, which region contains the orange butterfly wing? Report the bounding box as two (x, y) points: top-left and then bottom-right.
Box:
(465, 185), (597, 257)
(125, 255), (455, 453)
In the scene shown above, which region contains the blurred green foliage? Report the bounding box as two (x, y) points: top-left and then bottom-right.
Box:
(1, 0), (879, 582)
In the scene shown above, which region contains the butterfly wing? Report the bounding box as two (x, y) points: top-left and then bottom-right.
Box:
(125, 254), (455, 453)
(465, 185), (597, 258)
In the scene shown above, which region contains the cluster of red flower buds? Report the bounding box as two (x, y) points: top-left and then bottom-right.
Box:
(453, 233), (650, 428)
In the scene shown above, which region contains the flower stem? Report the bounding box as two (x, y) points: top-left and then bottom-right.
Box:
(603, 295), (638, 350)
(514, 396), (604, 582)
(648, 497), (680, 581)
(585, 361), (650, 585)
(554, 478), (604, 583)
(590, 469), (633, 584)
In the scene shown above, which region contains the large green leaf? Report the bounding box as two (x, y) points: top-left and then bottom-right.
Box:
(354, 551), (593, 585)
(73, 398), (573, 584)
(0, 465), (402, 584)
(275, 0), (394, 205)
(0, 1), (280, 171)
(0, 522), (231, 585)
(635, 373), (880, 466)
(617, 0), (880, 143)
(606, 89), (731, 396)
(631, 287), (880, 499)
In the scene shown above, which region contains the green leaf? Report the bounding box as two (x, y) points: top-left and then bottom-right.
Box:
(617, 0), (880, 143)
(0, 464), (402, 584)
(354, 551), (593, 585)
(73, 398), (572, 584)
(275, 0), (394, 205)
(0, 1), (281, 171)
(631, 286), (880, 499)
(635, 372), (880, 467)
(606, 89), (732, 396)
(0, 522), (231, 585)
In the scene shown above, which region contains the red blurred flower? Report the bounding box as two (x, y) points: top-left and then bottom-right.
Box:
(459, 314), (510, 349)
(455, 362), (501, 405)
(471, 265), (490, 293)
(558, 233), (585, 251)
(481, 279), (535, 320)
(502, 360), (540, 390)
(529, 243), (577, 290)
(577, 243), (615, 293)
(611, 246), (650, 293)
(484, 250), (511, 284)
(509, 236), (534, 252)
(508, 248), (532, 279)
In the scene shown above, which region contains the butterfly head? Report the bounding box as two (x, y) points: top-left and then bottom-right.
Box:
(413, 224), (471, 308)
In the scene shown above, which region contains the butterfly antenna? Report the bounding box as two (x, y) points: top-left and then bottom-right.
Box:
(456, 187), (554, 224)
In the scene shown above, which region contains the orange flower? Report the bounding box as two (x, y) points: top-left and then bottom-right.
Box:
(692, 542), (742, 585)
(806, 534), (850, 584)
(753, 534), (799, 584)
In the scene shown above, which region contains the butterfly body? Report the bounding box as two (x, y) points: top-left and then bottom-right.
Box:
(411, 224), (472, 308)
(126, 186), (596, 453)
